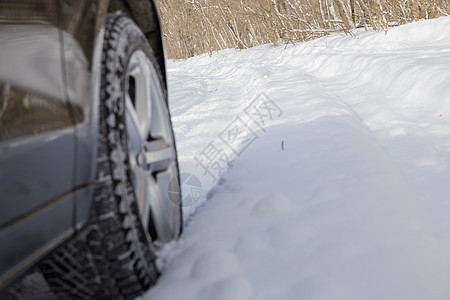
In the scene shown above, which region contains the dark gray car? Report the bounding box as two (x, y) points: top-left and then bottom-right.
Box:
(0, 1), (182, 298)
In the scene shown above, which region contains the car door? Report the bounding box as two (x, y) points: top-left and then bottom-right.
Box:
(0, 0), (75, 287)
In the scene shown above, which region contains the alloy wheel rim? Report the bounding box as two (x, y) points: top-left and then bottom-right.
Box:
(124, 50), (180, 247)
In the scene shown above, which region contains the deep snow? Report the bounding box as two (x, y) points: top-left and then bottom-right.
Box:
(143, 17), (450, 300)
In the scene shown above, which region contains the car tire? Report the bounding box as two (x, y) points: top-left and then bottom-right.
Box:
(40, 12), (182, 300)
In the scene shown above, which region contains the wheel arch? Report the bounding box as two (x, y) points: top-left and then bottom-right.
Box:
(108, 0), (168, 90)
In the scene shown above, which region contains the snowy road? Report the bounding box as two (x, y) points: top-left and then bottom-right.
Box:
(143, 17), (450, 300)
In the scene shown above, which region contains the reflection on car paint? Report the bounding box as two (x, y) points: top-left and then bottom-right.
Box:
(0, 82), (79, 141)
(0, 0), (58, 25)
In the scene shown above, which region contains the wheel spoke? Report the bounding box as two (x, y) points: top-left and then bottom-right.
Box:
(148, 78), (172, 143)
(146, 175), (172, 243)
(130, 162), (148, 215)
(133, 58), (152, 137)
(139, 140), (175, 173)
(143, 147), (173, 165)
(126, 96), (144, 156)
(155, 163), (181, 239)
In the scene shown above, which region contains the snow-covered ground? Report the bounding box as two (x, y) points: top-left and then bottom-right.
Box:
(144, 17), (450, 300)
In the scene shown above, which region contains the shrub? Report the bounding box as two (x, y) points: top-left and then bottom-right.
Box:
(155, 0), (450, 59)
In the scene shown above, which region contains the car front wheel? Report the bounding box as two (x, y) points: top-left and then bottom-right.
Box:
(41, 13), (182, 299)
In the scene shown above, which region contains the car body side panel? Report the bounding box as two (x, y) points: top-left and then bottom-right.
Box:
(0, 2), (75, 228)
(58, 1), (108, 233)
(0, 0), (169, 290)
(0, 191), (73, 288)
(59, 0), (107, 190)
(0, 1), (75, 289)
(0, 129), (75, 226)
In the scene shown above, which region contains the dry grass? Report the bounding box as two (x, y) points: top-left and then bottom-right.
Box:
(155, 0), (450, 59)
